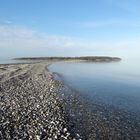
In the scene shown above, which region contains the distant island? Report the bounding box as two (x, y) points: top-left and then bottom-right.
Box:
(14, 56), (121, 62)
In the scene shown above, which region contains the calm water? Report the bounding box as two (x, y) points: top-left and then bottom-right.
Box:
(0, 59), (24, 64)
(0, 59), (39, 64)
(49, 59), (140, 114)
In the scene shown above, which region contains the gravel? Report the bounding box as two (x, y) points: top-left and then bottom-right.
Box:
(0, 62), (80, 140)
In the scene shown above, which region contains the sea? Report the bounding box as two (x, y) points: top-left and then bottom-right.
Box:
(48, 57), (140, 114)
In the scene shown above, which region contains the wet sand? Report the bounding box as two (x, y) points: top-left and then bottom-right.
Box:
(0, 60), (140, 140)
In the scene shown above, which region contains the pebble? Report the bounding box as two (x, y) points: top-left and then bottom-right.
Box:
(0, 63), (78, 140)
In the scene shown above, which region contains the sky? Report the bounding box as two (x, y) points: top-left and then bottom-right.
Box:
(0, 0), (140, 59)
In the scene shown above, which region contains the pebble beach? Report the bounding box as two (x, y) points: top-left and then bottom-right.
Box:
(0, 60), (140, 140)
(0, 61), (81, 140)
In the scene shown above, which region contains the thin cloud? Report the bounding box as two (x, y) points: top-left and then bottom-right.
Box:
(0, 25), (75, 48)
(0, 25), (83, 57)
(79, 19), (140, 28)
(0, 24), (140, 58)
(0, 20), (13, 25)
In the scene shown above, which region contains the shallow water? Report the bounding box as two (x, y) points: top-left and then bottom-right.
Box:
(49, 58), (140, 114)
(0, 59), (19, 64)
(0, 59), (40, 64)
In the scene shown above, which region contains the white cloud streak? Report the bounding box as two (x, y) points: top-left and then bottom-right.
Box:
(0, 24), (140, 59)
(79, 19), (140, 28)
(0, 25), (80, 58)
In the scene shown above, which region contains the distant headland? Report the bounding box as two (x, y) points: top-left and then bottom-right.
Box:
(14, 56), (121, 62)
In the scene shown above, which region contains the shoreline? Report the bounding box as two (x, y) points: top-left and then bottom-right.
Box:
(48, 63), (140, 139)
(42, 60), (140, 139)
(1, 59), (140, 139)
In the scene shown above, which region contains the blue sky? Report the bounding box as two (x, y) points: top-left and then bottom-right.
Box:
(0, 0), (140, 58)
